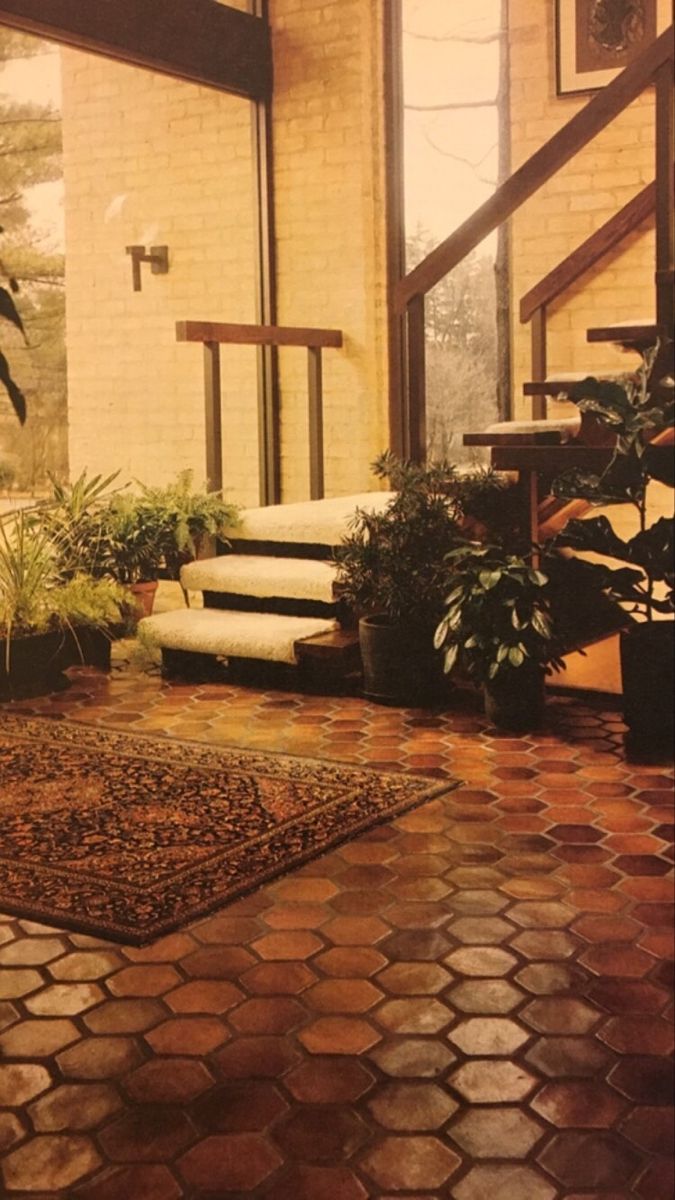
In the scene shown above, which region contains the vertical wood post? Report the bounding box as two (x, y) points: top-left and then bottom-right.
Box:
(530, 306), (547, 420)
(406, 295), (426, 462)
(203, 341), (223, 492)
(655, 60), (674, 355)
(307, 346), (324, 500)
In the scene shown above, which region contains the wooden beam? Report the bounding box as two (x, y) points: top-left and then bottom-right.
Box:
(176, 321), (342, 349)
(396, 25), (674, 309)
(0, 0), (272, 100)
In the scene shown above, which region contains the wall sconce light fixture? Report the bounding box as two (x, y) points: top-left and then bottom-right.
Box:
(125, 244), (169, 292)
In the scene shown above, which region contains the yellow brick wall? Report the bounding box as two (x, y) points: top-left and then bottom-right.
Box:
(62, 0), (390, 506)
(269, 0), (389, 500)
(509, 1), (656, 420)
(62, 44), (260, 504)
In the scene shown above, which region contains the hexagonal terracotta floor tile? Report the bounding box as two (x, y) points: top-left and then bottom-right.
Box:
(531, 1080), (627, 1128)
(178, 1132), (282, 1191)
(57, 1036), (143, 1080)
(214, 1035), (301, 1080)
(449, 1060), (538, 1103)
(191, 1081), (289, 1132)
(0, 968), (43, 999)
(370, 1037), (455, 1079)
(525, 1035), (613, 1079)
(304, 978), (382, 1013)
(98, 1106), (195, 1162)
(107, 965), (181, 997)
(25, 982), (103, 1017)
(448, 1017), (530, 1056)
(273, 1105), (369, 1163)
(537, 1130), (641, 1189)
(0, 1017), (80, 1057)
(284, 1057), (374, 1103)
(452, 1163), (556, 1200)
(48, 951), (121, 981)
(165, 979), (244, 1014)
(1, 1134), (101, 1192)
(361, 1135), (461, 1190)
(298, 1015), (381, 1055)
(367, 1081), (458, 1131)
(229, 997), (306, 1034)
(145, 1016), (228, 1055)
(0, 1063), (52, 1106)
(0, 937), (66, 966)
(124, 1057), (215, 1103)
(445, 947), (517, 976)
(449, 1106), (545, 1158)
(374, 997), (451, 1035)
(376, 962), (451, 995)
(28, 1082), (123, 1132)
(521, 997), (601, 1034)
(73, 1163), (182, 1200)
(83, 999), (165, 1035)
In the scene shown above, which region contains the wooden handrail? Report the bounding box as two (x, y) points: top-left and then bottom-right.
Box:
(520, 180), (658, 323)
(176, 320), (342, 349)
(176, 320), (343, 504)
(396, 25), (673, 311)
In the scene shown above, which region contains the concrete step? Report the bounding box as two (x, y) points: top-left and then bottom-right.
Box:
(139, 608), (338, 666)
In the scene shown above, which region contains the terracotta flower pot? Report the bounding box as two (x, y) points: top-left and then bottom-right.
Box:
(128, 580), (159, 620)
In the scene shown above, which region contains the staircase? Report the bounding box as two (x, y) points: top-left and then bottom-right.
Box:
(139, 492), (393, 688)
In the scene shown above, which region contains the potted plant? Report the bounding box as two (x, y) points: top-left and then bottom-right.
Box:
(0, 510), (128, 697)
(334, 452), (510, 703)
(552, 353), (674, 749)
(91, 494), (170, 617)
(433, 542), (566, 730)
(136, 470), (239, 580)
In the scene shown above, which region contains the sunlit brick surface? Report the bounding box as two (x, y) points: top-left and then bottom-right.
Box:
(0, 661), (673, 1197)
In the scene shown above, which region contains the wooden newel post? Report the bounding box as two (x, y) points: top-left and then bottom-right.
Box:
(530, 306), (548, 420)
(655, 60), (675, 359)
(307, 346), (324, 500)
(203, 341), (223, 493)
(406, 295), (426, 463)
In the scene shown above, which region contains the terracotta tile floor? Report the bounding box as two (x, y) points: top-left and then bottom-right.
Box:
(0, 657), (673, 1198)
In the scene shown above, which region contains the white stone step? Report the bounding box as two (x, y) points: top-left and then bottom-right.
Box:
(139, 608), (338, 665)
(181, 555), (338, 603)
(227, 491), (395, 545)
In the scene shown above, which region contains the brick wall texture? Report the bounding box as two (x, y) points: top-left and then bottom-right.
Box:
(62, 0), (389, 506)
(508, 1), (657, 420)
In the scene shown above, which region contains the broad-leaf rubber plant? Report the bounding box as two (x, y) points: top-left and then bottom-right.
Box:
(552, 350), (674, 620)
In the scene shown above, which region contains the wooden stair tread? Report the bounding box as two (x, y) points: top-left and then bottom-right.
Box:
(587, 321), (656, 347)
(524, 372), (627, 395)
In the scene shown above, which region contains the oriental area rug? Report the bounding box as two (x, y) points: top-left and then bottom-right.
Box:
(0, 716), (457, 945)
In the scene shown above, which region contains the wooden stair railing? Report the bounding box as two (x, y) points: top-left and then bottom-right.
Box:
(394, 25), (674, 460)
(520, 179), (663, 418)
(176, 321), (342, 504)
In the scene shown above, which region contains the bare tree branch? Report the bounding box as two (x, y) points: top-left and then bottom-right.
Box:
(404, 28), (500, 44)
(421, 129), (497, 185)
(406, 97), (496, 112)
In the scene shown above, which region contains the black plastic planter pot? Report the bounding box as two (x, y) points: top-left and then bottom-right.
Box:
(0, 631), (69, 700)
(359, 615), (446, 705)
(620, 621), (674, 750)
(60, 627), (113, 672)
(483, 666), (545, 731)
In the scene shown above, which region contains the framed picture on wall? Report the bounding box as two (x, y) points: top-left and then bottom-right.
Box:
(556, 0), (672, 95)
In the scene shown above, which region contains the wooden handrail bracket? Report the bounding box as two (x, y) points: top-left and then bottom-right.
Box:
(176, 321), (342, 349)
(396, 25), (674, 310)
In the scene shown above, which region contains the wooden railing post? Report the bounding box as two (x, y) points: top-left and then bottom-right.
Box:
(655, 60), (675, 355)
(307, 346), (324, 500)
(406, 295), (426, 462)
(203, 341), (223, 493)
(530, 306), (547, 420)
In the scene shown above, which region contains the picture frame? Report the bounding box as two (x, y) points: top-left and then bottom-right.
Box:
(555, 0), (672, 96)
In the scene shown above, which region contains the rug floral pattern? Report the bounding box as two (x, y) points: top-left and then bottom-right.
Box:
(0, 716), (455, 944)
